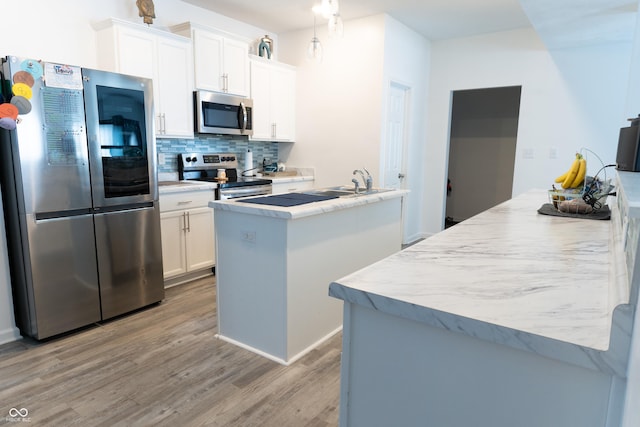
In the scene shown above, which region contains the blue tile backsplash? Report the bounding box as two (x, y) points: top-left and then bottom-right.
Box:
(156, 135), (279, 174)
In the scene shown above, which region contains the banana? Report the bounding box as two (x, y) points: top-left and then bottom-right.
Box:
(561, 154), (582, 189)
(555, 171), (568, 183)
(570, 157), (587, 188)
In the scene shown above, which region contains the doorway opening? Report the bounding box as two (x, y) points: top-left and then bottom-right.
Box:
(445, 86), (522, 228)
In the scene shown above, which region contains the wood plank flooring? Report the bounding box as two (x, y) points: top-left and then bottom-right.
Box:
(0, 277), (342, 426)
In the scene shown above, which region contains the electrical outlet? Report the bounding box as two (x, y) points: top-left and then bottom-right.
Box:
(523, 148), (535, 159)
(241, 231), (256, 243)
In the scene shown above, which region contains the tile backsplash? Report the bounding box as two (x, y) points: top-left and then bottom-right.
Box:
(156, 135), (279, 175)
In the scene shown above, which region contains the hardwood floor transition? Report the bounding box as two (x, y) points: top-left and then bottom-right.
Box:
(0, 277), (342, 426)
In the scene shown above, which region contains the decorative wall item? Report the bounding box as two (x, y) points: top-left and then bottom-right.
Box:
(258, 35), (273, 60)
(136, 0), (156, 25)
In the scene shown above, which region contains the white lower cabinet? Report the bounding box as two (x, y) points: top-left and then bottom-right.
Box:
(160, 190), (215, 283)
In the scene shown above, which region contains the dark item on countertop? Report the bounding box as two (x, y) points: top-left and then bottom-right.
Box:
(537, 203), (610, 220)
(558, 198), (593, 214)
(237, 192), (338, 207)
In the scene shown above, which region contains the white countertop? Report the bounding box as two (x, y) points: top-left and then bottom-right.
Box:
(329, 189), (630, 375)
(158, 180), (216, 194)
(209, 189), (407, 220)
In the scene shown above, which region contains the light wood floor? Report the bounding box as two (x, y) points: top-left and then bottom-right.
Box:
(0, 277), (342, 426)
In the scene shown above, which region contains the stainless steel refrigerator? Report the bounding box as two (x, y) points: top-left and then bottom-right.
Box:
(0, 56), (164, 339)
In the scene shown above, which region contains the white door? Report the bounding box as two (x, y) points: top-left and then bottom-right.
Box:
(383, 82), (409, 189)
(185, 207), (215, 272)
(193, 29), (224, 92)
(160, 211), (187, 279)
(382, 81), (410, 244)
(156, 35), (193, 138)
(223, 38), (250, 97)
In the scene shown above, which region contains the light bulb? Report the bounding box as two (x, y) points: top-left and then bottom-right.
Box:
(328, 14), (344, 38)
(306, 37), (323, 63)
(320, 0), (339, 19)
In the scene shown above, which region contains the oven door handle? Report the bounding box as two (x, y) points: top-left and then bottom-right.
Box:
(239, 102), (248, 134)
(219, 185), (271, 199)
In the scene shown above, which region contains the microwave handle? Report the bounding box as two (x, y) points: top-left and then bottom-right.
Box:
(239, 102), (248, 133)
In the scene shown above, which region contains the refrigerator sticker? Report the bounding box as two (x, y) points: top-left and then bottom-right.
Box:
(11, 82), (32, 99)
(42, 87), (87, 166)
(20, 59), (43, 80)
(13, 71), (35, 87)
(46, 130), (85, 166)
(44, 63), (83, 90)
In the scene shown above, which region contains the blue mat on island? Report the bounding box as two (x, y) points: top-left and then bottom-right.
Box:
(237, 192), (339, 207)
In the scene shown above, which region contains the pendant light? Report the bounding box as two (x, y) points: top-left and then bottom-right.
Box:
(328, 13), (344, 38)
(307, 14), (323, 64)
(320, 0), (339, 19)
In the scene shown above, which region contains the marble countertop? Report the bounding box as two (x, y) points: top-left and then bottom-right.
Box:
(209, 189), (408, 219)
(330, 189), (631, 375)
(158, 180), (216, 194)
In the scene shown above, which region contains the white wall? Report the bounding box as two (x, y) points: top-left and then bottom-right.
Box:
(380, 16), (431, 243)
(424, 27), (633, 235)
(278, 15), (386, 189)
(278, 14), (430, 243)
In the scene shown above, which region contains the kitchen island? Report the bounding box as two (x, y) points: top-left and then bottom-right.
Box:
(209, 189), (407, 364)
(329, 183), (637, 427)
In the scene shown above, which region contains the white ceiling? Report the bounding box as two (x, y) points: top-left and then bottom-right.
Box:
(181, 0), (533, 40)
(181, 0), (639, 48)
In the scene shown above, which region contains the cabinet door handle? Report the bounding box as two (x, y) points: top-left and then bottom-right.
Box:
(222, 73), (228, 92)
(272, 123), (276, 138)
(186, 211), (191, 232)
(161, 113), (166, 134)
(177, 201), (193, 205)
(182, 212), (187, 232)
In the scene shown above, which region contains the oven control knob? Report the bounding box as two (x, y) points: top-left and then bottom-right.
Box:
(185, 156), (192, 162)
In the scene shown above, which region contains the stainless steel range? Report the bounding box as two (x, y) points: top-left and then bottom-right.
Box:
(178, 153), (272, 200)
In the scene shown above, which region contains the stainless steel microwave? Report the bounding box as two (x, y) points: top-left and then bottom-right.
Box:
(194, 91), (253, 136)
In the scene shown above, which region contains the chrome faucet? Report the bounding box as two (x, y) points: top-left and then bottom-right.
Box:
(353, 168), (373, 193)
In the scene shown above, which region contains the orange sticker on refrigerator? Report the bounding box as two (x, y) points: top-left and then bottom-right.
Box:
(0, 103), (19, 120)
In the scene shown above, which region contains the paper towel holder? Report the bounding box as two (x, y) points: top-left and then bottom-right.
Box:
(242, 149), (255, 177)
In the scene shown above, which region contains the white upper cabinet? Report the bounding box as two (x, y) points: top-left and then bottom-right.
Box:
(172, 23), (250, 97)
(96, 19), (193, 138)
(250, 56), (296, 142)
(94, 18), (194, 139)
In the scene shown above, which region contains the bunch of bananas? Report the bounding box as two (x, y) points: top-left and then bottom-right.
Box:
(555, 153), (587, 189)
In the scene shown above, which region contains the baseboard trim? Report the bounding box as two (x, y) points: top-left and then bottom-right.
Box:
(0, 326), (21, 345)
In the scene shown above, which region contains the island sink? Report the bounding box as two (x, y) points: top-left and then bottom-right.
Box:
(304, 186), (395, 198)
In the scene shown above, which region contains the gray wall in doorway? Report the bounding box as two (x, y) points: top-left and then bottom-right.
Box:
(446, 86), (521, 222)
